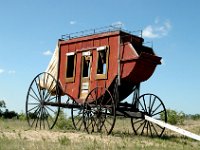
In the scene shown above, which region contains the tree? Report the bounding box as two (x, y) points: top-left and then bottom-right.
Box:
(0, 100), (6, 108)
(160, 109), (185, 125)
(0, 100), (6, 117)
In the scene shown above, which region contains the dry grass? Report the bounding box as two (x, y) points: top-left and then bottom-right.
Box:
(0, 118), (200, 150)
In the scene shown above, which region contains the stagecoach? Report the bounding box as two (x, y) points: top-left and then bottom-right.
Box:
(26, 25), (167, 137)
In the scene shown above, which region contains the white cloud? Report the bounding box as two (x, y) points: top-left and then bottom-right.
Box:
(143, 19), (171, 38)
(43, 50), (53, 56)
(0, 69), (4, 74)
(0, 69), (16, 75)
(69, 21), (76, 25)
(143, 25), (159, 38)
(112, 21), (124, 28)
(8, 70), (16, 74)
(154, 17), (160, 24)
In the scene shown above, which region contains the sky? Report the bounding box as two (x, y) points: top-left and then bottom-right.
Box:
(0, 0), (200, 114)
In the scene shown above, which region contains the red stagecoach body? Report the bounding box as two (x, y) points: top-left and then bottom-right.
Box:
(56, 30), (161, 103)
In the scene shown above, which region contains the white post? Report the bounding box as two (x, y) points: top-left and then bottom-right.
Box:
(145, 115), (200, 141)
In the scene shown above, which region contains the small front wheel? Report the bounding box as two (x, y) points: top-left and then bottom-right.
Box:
(131, 93), (167, 137)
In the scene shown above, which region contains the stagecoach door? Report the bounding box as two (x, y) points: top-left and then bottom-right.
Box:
(79, 51), (92, 99)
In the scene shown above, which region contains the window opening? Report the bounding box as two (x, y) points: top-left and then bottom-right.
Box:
(96, 46), (109, 80)
(66, 55), (75, 77)
(82, 56), (91, 77)
(66, 52), (76, 82)
(97, 50), (107, 74)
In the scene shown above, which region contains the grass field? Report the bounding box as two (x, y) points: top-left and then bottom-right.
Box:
(0, 118), (200, 150)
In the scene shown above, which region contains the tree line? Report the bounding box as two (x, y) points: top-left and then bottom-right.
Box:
(0, 100), (18, 119)
(1, 100), (200, 123)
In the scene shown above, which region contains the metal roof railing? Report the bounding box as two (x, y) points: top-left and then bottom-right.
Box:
(61, 24), (142, 40)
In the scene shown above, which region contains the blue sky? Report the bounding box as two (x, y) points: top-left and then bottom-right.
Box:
(0, 0), (200, 114)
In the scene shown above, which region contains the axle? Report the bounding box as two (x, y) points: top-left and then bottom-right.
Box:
(43, 102), (81, 109)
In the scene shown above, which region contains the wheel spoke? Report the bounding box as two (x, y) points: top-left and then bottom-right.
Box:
(149, 96), (156, 113)
(45, 105), (56, 114)
(148, 95), (152, 114)
(42, 108), (46, 129)
(104, 117), (113, 126)
(66, 97), (70, 103)
(102, 121), (109, 133)
(43, 108), (51, 129)
(43, 89), (48, 101)
(71, 100), (84, 131)
(30, 87), (41, 102)
(44, 89), (52, 101)
(30, 106), (40, 127)
(75, 116), (83, 127)
(35, 76), (42, 99)
(132, 119), (143, 125)
(155, 123), (164, 130)
(92, 116), (98, 131)
(150, 122), (159, 136)
(44, 107), (55, 124)
(35, 107), (41, 129)
(138, 101), (145, 112)
(86, 115), (94, 129)
(105, 97), (112, 105)
(86, 120), (93, 130)
(28, 102), (40, 105)
(41, 89), (45, 102)
(152, 110), (165, 117)
(143, 96), (147, 112)
(77, 121), (83, 130)
(148, 121), (153, 136)
(151, 103), (162, 115)
(136, 120), (145, 132)
(39, 107), (43, 129)
(141, 121), (147, 135)
(47, 95), (57, 102)
(27, 105), (39, 113)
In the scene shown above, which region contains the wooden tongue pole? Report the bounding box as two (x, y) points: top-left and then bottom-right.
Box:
(145, 115), (200, 141)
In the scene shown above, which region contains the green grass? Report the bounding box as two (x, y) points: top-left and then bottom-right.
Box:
(0, 118), (200, 150)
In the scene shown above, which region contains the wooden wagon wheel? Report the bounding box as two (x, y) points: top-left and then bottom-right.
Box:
(83, 87), (116, 135)
(26, 72), (61, 129)
(71, 100), (84, 131)
(131, 93), (167, 137)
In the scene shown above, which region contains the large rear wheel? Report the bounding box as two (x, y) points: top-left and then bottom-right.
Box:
(26, 72), (60, 129)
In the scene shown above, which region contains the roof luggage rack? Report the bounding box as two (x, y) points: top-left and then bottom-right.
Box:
(61, 24), (142, 40)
